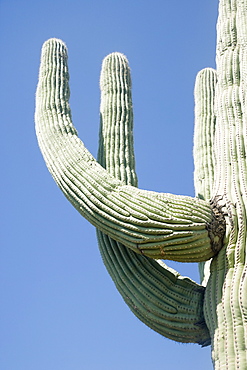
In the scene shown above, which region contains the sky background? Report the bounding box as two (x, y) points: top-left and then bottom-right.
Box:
(1, 1), (218, 369)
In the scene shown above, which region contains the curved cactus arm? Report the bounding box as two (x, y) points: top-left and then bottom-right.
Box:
(35, 38), (224, 262)
(98, 231), (211, 345)
(96, 52), (210, 346)
(193, 68), (218, 285)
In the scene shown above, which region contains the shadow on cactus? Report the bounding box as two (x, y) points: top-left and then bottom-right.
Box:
(35, 1), (247, 368)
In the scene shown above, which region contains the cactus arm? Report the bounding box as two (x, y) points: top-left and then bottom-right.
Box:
(98, 52), (138, 188)
(193, 68), (218, 285)
(193, 68), (217, 202)
(35, 38), (224, 263)
(96, 52), (210, 345)
(98, 232), (211, 345)
(192, 67), (227, 366)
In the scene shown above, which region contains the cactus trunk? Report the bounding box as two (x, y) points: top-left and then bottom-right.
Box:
(195, 1), (247, 367)
(35, 0), (247, 368)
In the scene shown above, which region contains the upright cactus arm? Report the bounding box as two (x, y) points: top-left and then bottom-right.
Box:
(194, 68), (217, 202)
(35, 38), (224, 263)
(193, 68), (228, 365)
(96, 53), (210, 346)
(193, 68), (217, 285)
(98, 53), (137, 187)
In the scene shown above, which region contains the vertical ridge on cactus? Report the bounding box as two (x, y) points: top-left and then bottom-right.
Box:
(35, 0), (247, 368)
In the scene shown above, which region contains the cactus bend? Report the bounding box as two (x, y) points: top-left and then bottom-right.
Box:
(35, 1), (247, 368)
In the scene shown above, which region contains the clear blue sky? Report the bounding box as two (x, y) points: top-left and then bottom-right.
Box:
(1, 1), (218, 369)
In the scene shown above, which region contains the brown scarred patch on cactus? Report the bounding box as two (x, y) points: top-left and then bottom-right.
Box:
(207, 196), (226, 254)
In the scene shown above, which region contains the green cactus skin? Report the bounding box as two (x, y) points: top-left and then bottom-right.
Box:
(35, 0), (247, 367)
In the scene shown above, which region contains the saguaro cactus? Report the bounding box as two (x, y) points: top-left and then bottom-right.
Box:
(35, 0), (247, 368)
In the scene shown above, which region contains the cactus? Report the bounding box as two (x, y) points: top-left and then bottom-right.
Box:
(35, 0), (247, 368)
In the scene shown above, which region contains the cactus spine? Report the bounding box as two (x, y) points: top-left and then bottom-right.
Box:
(35, 0), (247, 368)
